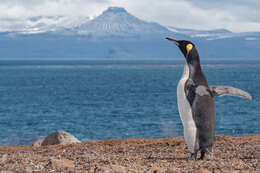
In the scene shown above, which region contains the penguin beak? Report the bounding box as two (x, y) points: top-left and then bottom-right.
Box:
(166, 37), (180, 46)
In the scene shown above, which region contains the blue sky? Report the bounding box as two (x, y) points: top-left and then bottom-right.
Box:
(0, 0), (259, 32)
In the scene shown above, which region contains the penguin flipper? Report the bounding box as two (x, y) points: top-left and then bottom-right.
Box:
(209, 86), (252, 100)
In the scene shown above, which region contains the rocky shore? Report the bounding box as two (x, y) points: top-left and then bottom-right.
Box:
(0, 134), (259, 173)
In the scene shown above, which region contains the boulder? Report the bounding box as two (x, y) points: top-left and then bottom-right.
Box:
(32, 139), (44, 147)
(33, 131), (80, 146)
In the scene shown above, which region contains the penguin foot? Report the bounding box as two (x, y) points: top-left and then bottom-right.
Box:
(188, 153), (197, 160)
(199, 151), (205, 160)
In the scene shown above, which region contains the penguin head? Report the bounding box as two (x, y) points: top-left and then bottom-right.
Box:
(166, 37), (196, 62)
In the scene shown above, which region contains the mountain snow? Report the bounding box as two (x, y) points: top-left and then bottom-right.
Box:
(167, 26), (235, 40)
(0, 16), (90, 34)
(73, 7), (171, 37)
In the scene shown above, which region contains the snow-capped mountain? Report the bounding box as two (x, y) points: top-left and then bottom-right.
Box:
(0, 7), (171, 38)
(72, 7), (171, 37)
(1, 6), (259, 41)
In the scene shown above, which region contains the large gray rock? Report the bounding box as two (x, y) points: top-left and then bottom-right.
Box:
(33, 131), (80, 147)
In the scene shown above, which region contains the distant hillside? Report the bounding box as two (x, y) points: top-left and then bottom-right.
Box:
(0, 7), (259, 59)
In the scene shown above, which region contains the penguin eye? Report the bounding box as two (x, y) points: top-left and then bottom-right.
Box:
(186, 44), (193, 53)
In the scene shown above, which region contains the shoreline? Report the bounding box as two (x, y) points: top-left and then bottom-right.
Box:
(1, 133), (259, 147)
(0, 133), (260, 147)
(0, 134), (259, 172)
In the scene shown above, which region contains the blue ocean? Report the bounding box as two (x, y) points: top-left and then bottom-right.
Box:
(0, 59), (259, 146)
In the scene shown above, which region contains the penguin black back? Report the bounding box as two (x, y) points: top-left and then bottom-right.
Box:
(186, 45), (208, 87)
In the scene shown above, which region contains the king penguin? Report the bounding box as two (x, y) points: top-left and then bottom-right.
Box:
(166, 37), (252, 160)
(166, 38), (216, 160)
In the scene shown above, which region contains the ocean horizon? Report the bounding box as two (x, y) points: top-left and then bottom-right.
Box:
(0, 59), (259, 146)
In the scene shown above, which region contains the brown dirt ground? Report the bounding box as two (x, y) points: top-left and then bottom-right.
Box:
(0, 135), (259, 173)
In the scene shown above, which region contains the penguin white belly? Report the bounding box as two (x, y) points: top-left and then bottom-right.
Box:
(177, 64), (198, 153)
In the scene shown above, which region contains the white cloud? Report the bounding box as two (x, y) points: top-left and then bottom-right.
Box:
(0, 0), (109, 18)
(0, 0), (259, 32)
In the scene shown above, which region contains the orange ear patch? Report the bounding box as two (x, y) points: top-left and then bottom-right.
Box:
(186, 44), (193, 53)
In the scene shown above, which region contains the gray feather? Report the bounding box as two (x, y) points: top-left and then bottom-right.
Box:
(195, 85), (211, 97)
(209, 86), (252, 100)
